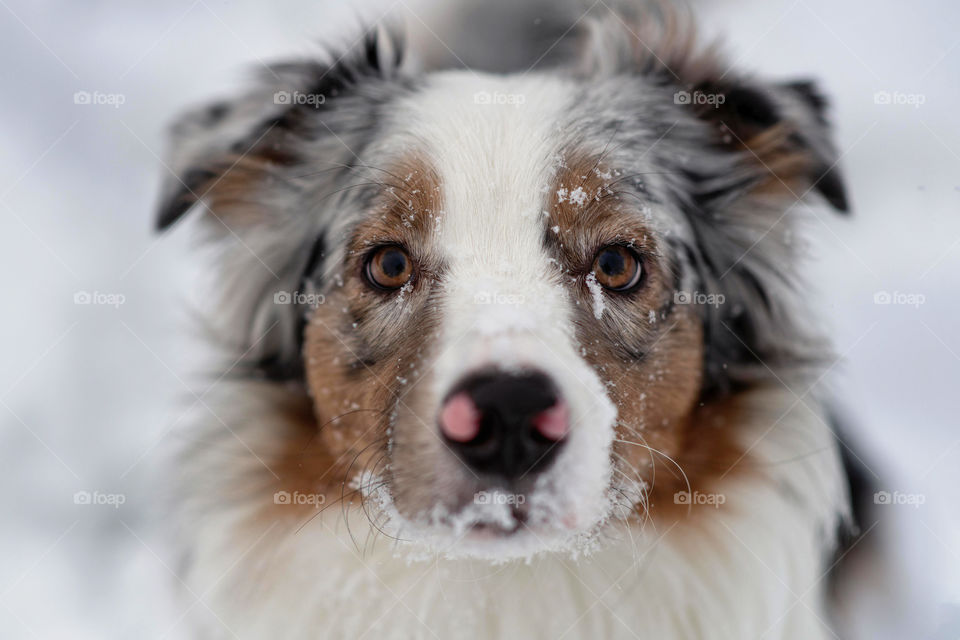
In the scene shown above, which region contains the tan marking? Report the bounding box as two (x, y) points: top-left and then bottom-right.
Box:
(547, 154), (747, 528)
(251, 155), (445, 523)
(307, 155), (442, 481)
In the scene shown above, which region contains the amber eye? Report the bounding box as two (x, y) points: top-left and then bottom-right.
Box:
(364, 245), (414, 290)
(592, 245), (642, 292)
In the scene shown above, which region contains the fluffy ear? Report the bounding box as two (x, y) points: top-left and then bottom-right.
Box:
(577, 2), (849, 214)
(155, 24), (405, 230)
(683, 77), (849, 212)
(154, 26), (406, 380)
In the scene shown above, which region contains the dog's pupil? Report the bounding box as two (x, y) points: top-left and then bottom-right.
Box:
(381, 250), (407, 278)
(599, 250), (624, 276)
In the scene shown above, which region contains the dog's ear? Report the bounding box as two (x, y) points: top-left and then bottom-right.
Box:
(154, 25), (405, 231)
(683, 77), (849, 213)
(780, 79), (849, 211)
(577, 3), (849, 214)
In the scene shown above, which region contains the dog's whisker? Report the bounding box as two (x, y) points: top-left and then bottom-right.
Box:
(615, 436), (692, 504)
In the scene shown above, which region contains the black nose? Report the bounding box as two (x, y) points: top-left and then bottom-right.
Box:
(441, 371), (567, 479)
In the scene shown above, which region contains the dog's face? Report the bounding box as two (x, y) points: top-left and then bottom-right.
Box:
(300, 73), (705, 554)
(157, 17), (846, 558)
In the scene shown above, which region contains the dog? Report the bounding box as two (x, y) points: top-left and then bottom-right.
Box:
(156, 1), (864, 637)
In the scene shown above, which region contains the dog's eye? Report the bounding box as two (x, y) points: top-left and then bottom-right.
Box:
(365, 246), (413, 290)
(592, 245), (642, 292)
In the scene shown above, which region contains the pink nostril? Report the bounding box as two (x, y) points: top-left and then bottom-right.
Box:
(532, 400), (569, 442)
(439, 392), (481, 442)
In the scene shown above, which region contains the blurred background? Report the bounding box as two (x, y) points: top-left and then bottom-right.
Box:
(0, 0), (957, 637)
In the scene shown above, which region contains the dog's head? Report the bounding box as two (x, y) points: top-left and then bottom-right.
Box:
(158, 9), (847, 558)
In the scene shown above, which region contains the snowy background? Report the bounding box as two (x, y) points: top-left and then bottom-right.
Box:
(0, 0), (957, 637)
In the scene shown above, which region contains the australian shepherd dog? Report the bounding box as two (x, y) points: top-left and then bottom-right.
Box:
(156, 1), (866, 637)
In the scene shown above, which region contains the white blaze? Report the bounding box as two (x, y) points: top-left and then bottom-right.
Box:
(388, 72), (619, 554)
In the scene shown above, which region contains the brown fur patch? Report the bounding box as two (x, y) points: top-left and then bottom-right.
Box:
(180, 155), (293, 229)
(258, 155), (445, 523)
(546, 154), (747, 527)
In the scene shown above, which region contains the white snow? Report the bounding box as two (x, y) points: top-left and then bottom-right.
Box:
(585, 272), (606, 319)
(567, 185), (588, 206)
(594, 167), (614, 181)
(556, 185), (588, 206)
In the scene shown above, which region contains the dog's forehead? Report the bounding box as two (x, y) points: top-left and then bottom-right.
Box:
(389, 72), (579, 272)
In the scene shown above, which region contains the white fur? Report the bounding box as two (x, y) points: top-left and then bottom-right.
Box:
(363, 73), (619, 557)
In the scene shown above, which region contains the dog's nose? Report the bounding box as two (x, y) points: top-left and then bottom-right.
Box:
(439, 371), (568, 478)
